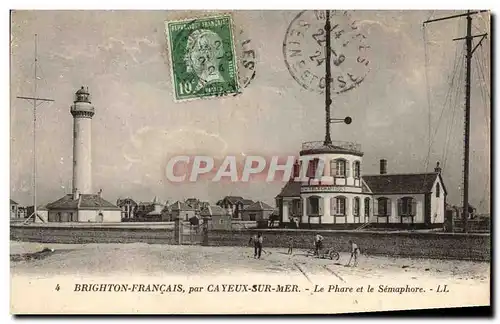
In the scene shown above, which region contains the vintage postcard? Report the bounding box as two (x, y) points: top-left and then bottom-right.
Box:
(9, 9), (491, 315)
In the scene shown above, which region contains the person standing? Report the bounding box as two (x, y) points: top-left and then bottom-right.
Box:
(287, 237), (294, 255)
(249, 233), (258, 258)
(256, 232), (263, 259)
(347, 240), (361, 267)
(314, 233), (324, 256)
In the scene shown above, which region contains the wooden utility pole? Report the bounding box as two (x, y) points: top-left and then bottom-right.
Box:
(324, 10), (333, 146)
(424, 10), (488, 233)
(16, 34), (54, 224)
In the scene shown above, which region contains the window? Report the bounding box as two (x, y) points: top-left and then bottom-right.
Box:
(353, 161), (361, 179)
(364, 198), (370, 216)
(377, 197), (391, 216)
(331, 196), (346, 215)
(398, 197), (416, 216)
(353, 197), (360, 216)
(219, 219), (224, 224)
(307, 196), (321, 215)
(249, 213), (257, 221)
(307, 159), (320, 179)
(291, 200), (301, 216)
(335, 159), (346, 177)
(436, 183), (440, 198)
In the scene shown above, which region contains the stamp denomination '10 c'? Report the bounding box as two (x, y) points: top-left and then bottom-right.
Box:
(166, 15), (240, 101)
(283, 10), (372, 95)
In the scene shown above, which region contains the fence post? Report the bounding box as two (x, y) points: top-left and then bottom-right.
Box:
(202, 216), (210, 246)
(174, 217), (183, 245)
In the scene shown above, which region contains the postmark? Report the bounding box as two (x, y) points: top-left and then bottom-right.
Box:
(283, 10), (372, 95)
(235, 30), (257, 92)
(166, 15), (240, 101)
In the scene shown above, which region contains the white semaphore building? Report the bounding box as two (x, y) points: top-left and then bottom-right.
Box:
(276, 140), (447, 229)
(46, 87), (121, 222)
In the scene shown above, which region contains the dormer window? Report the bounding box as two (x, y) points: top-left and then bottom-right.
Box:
(436, 183), (440, 198)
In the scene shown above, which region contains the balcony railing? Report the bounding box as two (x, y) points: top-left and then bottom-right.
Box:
(301, 140), (362, 153)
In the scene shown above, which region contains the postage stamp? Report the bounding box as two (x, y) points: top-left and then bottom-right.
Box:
(283, 10), (372, 95)
(9, 10), (491, 315)
(166, 15), (241, 101)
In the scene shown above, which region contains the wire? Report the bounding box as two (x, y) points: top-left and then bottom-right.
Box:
(422, 18), (463, 174)
(472, 51), (491, 212)
(442, 60), (464, 171)
(422, 23), (432, 171)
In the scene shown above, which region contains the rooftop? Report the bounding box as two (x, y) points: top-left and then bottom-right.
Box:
(244, 201), (274, 211)
(363, 172), (446, 195)
(300, 140), (363, 156)
(200, 205), (229, 217)
(46, 194), (120, 211)
(276, 180), (301, 198)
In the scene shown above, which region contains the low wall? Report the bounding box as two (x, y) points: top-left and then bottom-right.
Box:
(10, 225), (175, 245)
(208, 229), (490, 261)
(10, 225), (490, 261)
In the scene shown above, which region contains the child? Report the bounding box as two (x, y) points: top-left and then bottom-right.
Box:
(347, 240), (361, 267)
(287, 237), (294, 255)
(314, 233), (324, 256)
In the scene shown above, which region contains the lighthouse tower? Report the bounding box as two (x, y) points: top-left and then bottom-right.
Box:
(45, 86), (121, 222)
(71, 86), (94, 198)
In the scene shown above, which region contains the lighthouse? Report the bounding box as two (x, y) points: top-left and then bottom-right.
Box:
(71, 86), (94, 197)
(45, 86), (121, 223)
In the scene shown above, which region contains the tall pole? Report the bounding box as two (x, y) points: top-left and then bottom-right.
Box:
(33, 34), (38, 223)
(324, 10), (332, 146)
(17, 34), (54, 223)
(423, 10), (488, 233)
(462, 13), (472, 233)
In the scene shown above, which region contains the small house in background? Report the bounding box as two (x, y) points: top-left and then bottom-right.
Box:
(216, 196), (254, 219)
(18, 206), (27, 219)
(161, 205), (171, 221)
(10, 199), (19, 219)
(143, 197), (163, 221)
(241, 201), (274, 221)
(116, 198), (138, 220)
(184, 198), (209, 211)
(37, 205), (49, 222)
(169, 201), (196, 221)
(46, 192), (121, 222)
(201, 205), (232, 230)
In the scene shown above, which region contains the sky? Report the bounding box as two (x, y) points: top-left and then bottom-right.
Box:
(9, 10), (491, 212)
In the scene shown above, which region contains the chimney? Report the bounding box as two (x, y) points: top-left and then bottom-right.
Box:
(380, 159), (387, 175)
(73, 188), (80, 200)
(292, 160), (300, 180)
(434, 162), (442, 174)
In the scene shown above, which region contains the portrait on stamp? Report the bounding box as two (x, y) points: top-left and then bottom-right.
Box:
(166, 15), (240, 101)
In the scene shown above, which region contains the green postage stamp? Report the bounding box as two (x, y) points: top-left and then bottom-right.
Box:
(166, 15), (240, 101)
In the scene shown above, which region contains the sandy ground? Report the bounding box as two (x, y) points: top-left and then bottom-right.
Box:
(10, 241), (490, 283)
(10, 241), (491, 313)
